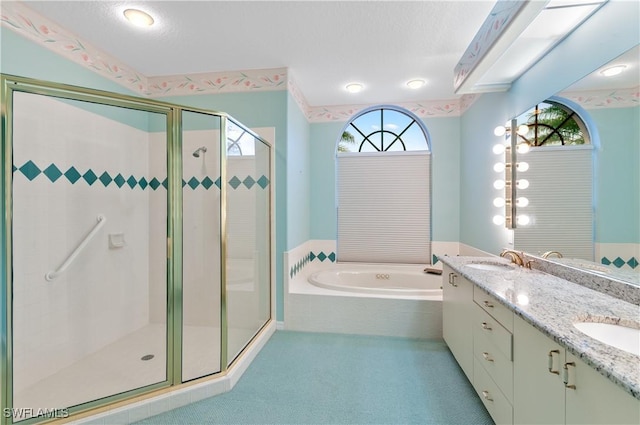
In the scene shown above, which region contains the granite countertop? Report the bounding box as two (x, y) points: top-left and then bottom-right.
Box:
(438, 255), (640, 400)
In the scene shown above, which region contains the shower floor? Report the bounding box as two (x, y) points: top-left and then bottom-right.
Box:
(13, 323), (256, 419)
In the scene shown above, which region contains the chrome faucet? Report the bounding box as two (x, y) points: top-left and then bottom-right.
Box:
(541, 251), (563, 259)
(500, 249), (525, 267)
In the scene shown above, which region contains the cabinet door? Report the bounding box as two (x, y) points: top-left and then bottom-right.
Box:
(442, 265), (473, 380)
(564, 352), (640, 425)
(513, 315), (565, 424)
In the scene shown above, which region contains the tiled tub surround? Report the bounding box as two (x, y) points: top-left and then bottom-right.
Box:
(438, 255), (640, 399)
(524, 254), (640, 305)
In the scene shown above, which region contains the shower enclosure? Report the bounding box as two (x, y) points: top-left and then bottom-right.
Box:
(0, 75), (273, 424)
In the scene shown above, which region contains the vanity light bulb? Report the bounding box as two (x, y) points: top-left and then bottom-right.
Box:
(517, 214), (530, 226)
(492, 144), (506, 155)
(494, 126), (506, 137)
(516, 179), (529, 189)
(493, 180), (505, 190)
(493, 215), (505, 225)
(516, 162), (529, 172)
(493, 162), (505, 173)
(493, 197), (505, 207)
(517, 124), (529, 136)
(516, 197), (529, 207)
(517, 143), (530, 154)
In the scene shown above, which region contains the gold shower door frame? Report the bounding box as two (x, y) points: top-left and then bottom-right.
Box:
(0, 74), (274, 425)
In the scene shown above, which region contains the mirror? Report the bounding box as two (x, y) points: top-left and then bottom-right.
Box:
(513, 45), (639, 286)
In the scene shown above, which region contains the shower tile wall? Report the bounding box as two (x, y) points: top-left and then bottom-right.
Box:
(11, 93), (167, 399)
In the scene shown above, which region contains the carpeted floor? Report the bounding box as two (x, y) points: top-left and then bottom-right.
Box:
(133, 331), (493, 424)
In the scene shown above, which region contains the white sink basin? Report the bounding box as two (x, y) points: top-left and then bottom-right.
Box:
(573, 322), (640, 356)
(466, 263), (514, 272)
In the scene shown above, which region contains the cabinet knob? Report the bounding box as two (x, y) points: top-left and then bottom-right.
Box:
(481, 322), (492, 331)
(547, 350), (560, 375)
(483, 300), (494, 308)
(481, 390), (493, 402)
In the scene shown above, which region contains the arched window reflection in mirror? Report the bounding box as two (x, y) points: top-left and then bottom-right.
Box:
(516, 101), (590, 147)
(512, 98), (595, 262)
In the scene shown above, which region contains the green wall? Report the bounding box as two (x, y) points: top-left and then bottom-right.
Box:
(592, 106), (640, 244)
(286, 93), (311, 248)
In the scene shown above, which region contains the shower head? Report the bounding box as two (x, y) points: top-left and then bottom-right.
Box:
(192, 146), (207, 158)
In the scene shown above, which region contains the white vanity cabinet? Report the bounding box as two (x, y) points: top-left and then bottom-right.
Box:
(472, 288), (514, 424)
(514, 315), (640, 425)
(442, 265), (473, 381)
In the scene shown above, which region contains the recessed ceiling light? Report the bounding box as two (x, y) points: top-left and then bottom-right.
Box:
(406, 79), (426, 89)
(124, 9), (155, 27)
(345, 83), (363, 93)
(600, 65), (627, 77)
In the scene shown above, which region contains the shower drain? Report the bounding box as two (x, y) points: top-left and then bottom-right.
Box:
(141, 354), (155, 361)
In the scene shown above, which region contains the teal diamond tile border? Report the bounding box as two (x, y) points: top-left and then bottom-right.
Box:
(229, 176), (242, 189)
(18, 160), (41, 181)
(289, 250), (337, 278)
(289, 252), (312, 279)
(601, 256), (638, 269)
(43, 164), (63, 182)
(83, 170), (98, 186)
(64, 166), (81, 184)
(13, 160), (271, 192)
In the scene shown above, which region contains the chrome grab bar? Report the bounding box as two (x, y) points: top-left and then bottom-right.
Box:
(45, 214), (106, 281)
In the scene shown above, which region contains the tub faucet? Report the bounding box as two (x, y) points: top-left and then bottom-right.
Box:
(500, 249), (525, 267)
(541, 251), (563, 259)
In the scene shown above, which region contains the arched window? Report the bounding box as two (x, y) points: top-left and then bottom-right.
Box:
(227, 120), (255, 156)
(336, 106), (432, 264)
(512, 98), (595, 261)
(338, 106), (430, 153)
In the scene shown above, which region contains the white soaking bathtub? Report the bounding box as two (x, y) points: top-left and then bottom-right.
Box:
(287, 263), (443, 338)
(308, 268), (442, 297)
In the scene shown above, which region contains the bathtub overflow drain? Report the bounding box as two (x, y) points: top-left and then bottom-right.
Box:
(141, 354), (155, 361)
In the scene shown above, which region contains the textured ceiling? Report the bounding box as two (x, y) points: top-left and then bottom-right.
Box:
(23, 0), (497, 106)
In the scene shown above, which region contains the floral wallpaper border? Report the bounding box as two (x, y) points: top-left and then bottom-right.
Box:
(1, 2), (289, 97)
(560, 87), (640, 109)
(1, 1), (148, 93)
(145, 69), (287, 97)
(2, 2), (635, 124)
(453, 0), (526, 91)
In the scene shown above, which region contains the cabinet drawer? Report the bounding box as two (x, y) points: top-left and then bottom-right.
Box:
(474, 306), (512, 360)
(473, 357), (513, 425)
(474, 321), (513, 403)
(474, 286), (513, 331)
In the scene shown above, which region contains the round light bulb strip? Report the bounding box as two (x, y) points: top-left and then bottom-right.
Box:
(493, 119), (529, 229)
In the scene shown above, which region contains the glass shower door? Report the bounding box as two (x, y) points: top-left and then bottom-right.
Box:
(10, 91), (168, 420)
(225, 120), (271, 365)
(181, 111), (222, 381)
